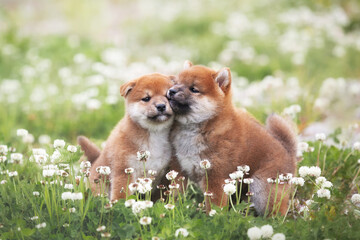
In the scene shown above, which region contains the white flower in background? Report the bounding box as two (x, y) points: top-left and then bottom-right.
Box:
(308, 166), (321, 177)
(43, 169), (56, 177)
(96, 225), (106, 232)
(299, 166), (309, 177)
(61, 192), (72, 200)
(144, 200), (153, 208)
(8, 171), (18, 177)
(289, 177), (305, 186)
(35, 222), (46, 229)
(22, 134), (35, 144)
(169, 183), (180, 189)
(38, 135), (51, 145)
(100, 232), (111, 238)
(165, 204), (175, 210)
(30, 216), (39, 221)
(33, 191), (40, 196)
(86, 99), (102, 110)
(272, 233), (286, 240)
(96, 166), (111, 175)
(175, 228), (189, 237)
(230, 170), (244, 180)
(10, 153), (23, 164)
(315, 133), (326, 141)
(351, 194), (360, 206)
(125, 199), (136, 208)
(353, 142), (360, 151)
(69, 208), (76, 213)
(200, 159), (211, 169)
(131, 201), (146, 215)
(148, 169), (157, 176)
(317, 188), (331, 199)
(17, 129), (28, 137)
(1, 180), (7, 184)
(247, 226), (262, 240)
(223, 183), (236, 195)
(243, 178), (254, 184)
(50, 150), (61, 162)
(125, 168), (134, 174)
(61, 192), (83, 200)
(297, 142), (309, 157)
(209, 209), (217, 216)
(260, 225), (274, 238)
(0, 156), (6, 163)
(139, 216), (152, 225)
(0, 145), (8, 155)
(64, 184), (74, 189)
(129, 183), (139, 192)
(33, 148), (47, 156)
(166, 170), (178, 180)
(225, 179), (236, 184)
(72, 192), (83, 200)
(67, 145), (77, 153)
(54, 139), (66, 148)
(282, 104), (301, 118)
(137, 150), (151, 161)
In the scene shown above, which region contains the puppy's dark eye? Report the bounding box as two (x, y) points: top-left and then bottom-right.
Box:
(189, 87), (199, 93)
(141, 96), (151, 102)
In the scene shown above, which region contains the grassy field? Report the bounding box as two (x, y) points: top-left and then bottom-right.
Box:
(1, 0), (360, 239)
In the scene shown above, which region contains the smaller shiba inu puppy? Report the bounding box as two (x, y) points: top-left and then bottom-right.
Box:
(78, 73), (174, 201)
(168, 61), (297, 215)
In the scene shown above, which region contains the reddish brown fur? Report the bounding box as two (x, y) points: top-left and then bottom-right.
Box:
(78, 73), (174, 200)
(169, 62), (297, 215)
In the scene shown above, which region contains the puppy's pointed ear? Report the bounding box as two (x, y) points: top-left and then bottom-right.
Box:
(120, 80), (136, 97)
(214, 68), (231, 92)
(183, 60), (193, 70)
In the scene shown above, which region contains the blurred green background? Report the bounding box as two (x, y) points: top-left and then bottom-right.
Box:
(0, 0), (359, 144)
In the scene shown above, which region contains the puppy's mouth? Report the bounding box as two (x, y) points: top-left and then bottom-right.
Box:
(148, 113), (172, 122)
(169, 99), (191, 115)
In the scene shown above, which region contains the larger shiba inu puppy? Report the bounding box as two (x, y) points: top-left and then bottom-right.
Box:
(78, 73), (174, 201)
(168, 61), (297, 215)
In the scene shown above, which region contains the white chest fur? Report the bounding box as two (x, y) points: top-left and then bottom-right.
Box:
(131, 129), (172, 181)
(172, 124), (207, 179)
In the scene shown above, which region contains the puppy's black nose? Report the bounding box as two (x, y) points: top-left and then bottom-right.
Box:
(156, 104), (166, 112)
(168, 88), (177, 97)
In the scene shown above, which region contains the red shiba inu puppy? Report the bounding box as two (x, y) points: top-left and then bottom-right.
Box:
(78, 73), (174, 201)
(167, 61), (297, 215)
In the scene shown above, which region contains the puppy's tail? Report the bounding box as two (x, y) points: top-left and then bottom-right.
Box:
(266, 114), (297, 159)
(77, 136), (101, 163)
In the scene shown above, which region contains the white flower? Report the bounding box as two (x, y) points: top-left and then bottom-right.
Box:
(272, 233), (286, 240)
(243, 178), (254, 184)
(166, 170), (178, 180)
(144, 200), (153, 208)
(54, 139), (66, 148)
(308, 166), (321, 177)
(225, 179), (236, 184)
(315, 177), (326, 185)
(139, 216), (152, 225)
(33, 148), (47, 156)
(35, 222), (46, 229)
(289, 177), (305, 186)
(96, 226), (106, 232)
(315, 133), (326, 141)
(50, 150), (61, 162)
(230, 170), (244, 180)
(125, 168), (134, 174)
(38, 135), (51, 145)
(64, 184), (74, 189)
(260, 225), (274, 238)
(125, 199), (136, 208)
(237, 165), (250, 173)
(317, 188), (331, 199)
(298, 142), (309, 153)
(209, 209), (217, 216)
(8, 171), (18, 177)
(17, 129), (28, 137)
(96, 166), (111, 175)
(1, 180), (7, 184)
(61, 192), (72, 200)
(175, 228), (189, 237)
(69, 207), (76, 213)
(30, 216), (39, 221)
(73, 192), (83, 200)
(101, 232), (111, 238)
(63, 223), (70, 227)
(0, 145), (8, 155)
(353, 142), (360, 151)
(129, 183), (139, 192)
(0, 156), (7, 163)
(165, 204), (175, 210)
(61, 192), (82, 200)
(10, 153), (23, 164)
(223, 183), (236, 195)
(43, 169), (56, 177)
(22, 134), (34, 143)
(137, 150), (151, 161)
(80, 161), (91, 169)
(351, 194), (360, 205)
(67, 145), (77, 153)
(299, 166), (309, 177)
(169, 183), (180, 189)
(247, 226), (262, 240)
(132, 201), (146, 215)
(148, 170), (157, 176)
(200, 159), (211, 169)
(33, 191), (40, 196)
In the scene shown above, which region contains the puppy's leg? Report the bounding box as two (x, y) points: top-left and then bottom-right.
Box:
(110, 174), (128, 201)
(251, 174), (290, 216)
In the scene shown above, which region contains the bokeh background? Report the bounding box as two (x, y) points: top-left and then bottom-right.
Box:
(1, 0), (360, 144)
